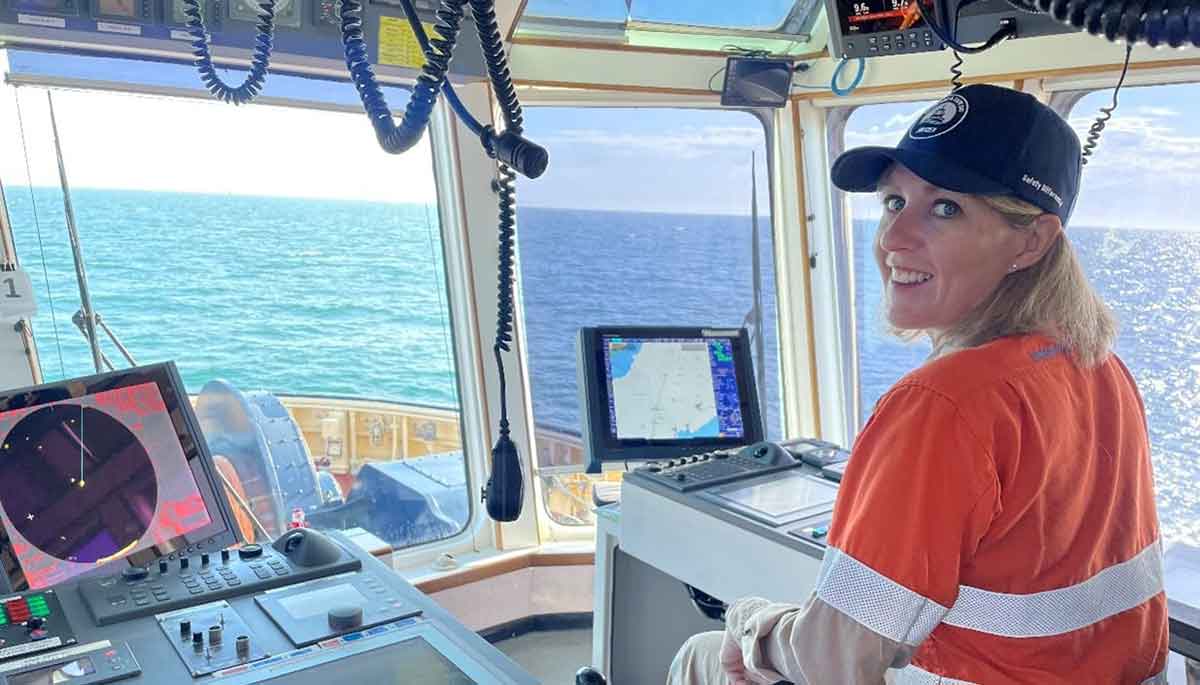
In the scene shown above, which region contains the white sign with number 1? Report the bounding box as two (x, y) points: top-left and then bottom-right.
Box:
(0, 269), (37, 322)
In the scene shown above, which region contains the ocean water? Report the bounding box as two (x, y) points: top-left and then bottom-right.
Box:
(4, 188), (1199, 544)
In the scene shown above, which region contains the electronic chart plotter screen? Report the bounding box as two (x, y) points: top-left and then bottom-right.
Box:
(578, 327), (764, 472)
(0, 363), (239, 592)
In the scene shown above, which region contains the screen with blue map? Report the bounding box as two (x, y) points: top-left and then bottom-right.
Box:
(602, 336), (745, 441)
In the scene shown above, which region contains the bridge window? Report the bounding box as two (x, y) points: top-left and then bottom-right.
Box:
(0, 72), (469, 554)
(841, 100), (936, 426)
(1065, 82), (1200, 546)
(516, 106), (778, 527)
(841, 85), (1200, 547)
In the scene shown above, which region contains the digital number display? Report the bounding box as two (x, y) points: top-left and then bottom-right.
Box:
(96, 0), (137, 18)
(837, 0), (932, 34)
(229, 0), (300, 28)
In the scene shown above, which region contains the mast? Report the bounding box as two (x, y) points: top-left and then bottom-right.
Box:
(750, 151), (765, 411)
(47, 91), (105, 375)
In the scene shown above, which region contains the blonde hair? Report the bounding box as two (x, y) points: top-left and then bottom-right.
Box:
(897, 195), (1117, 367)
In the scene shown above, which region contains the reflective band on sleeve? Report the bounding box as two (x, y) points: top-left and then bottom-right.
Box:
(892, 664), (1165, 684)
(815, 547), (949, 646)
(942, 540), (1164, 638)
(891, 664), (977, 684)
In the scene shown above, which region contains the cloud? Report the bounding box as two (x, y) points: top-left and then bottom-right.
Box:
(1134, 106), (1179, 118)
(1068, 111), (1200, 183)
(540, 125), (765, 159)
(1066, 105), (1200, 230)
(844, 105), (929, 148)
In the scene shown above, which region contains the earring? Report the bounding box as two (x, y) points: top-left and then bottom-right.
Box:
(1008, 263), (1018, 273)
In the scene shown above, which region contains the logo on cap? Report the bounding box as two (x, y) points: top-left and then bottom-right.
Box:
(909, 94), (969, 140)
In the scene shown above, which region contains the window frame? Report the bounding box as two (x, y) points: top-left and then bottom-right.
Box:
(507, 97), (785, 541)
(0, 59), (493, 563)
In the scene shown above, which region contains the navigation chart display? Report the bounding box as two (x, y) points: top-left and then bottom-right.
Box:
(603, 336), (745, 441)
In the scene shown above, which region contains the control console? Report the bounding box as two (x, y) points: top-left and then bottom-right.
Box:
(633, 442), (801, 492)
(78, 540), (360, 626)
(0, 529), (536, 685)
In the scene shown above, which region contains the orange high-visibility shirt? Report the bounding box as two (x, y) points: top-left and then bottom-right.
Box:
(826, 334), (1167, 684)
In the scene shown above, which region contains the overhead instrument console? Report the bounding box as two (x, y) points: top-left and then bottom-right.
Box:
(824, 0), (1075, 59)
(0, 0), (487, 81)
(0, 364), (535, 684)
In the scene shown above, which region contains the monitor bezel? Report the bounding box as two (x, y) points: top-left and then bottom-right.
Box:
(577, 326), (765, 474)
(0, 362), (241, 592)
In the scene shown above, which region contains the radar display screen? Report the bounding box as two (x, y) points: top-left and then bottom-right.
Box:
(837, 0), (933, 35)
(0, 364), (233, 591)
(602, 336), (745, 441)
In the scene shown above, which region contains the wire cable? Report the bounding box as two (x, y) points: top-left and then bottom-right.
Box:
(13, 89), (66, 379)
(948, 0), (969, 90)
(830, 57), (866, 96)
(949, 50), (965, 90)
(341, 0), (466, 156)
(182, 0), (277, 104)
(1081, 43), (1134, 166)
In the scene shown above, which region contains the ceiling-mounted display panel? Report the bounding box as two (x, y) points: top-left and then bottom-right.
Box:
(515, 0), (829, 55)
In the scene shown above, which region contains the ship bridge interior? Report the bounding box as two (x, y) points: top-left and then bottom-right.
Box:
(0, 0), (1197, 682)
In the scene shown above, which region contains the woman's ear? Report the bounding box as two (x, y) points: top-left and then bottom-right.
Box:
(1016, 213), (1063, 270)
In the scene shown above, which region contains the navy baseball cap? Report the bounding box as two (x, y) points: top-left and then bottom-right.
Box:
(831, 84), (1082, 223)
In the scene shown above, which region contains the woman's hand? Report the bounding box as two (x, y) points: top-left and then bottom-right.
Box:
(720, 630), (753, 685)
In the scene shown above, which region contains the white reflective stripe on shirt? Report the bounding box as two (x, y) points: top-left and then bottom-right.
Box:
(891, 664), (976, 685)
(942, 539), (1164, 638)
(815, 547), (949, 646)
(892, 664), (1165, 684)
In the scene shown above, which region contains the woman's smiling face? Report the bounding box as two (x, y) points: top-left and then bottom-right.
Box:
(873, 164), (1031, 333)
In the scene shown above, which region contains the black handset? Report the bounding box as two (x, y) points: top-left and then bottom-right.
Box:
(271, 528), (344, 568)
(779, 439), (851, 468)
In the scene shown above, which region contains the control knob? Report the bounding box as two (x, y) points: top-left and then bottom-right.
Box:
(121, 567), (149, 582)
(236, 635), (251, 660)
(221, 549), (231, 563)
(179, 557), (190, 570)
(328, 606), (363, 631)
(201, 553), (210, 566)
(159, 559), (168, 574)
(238, 544), (264, 560)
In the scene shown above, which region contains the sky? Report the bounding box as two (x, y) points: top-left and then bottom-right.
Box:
(0, 51), (769, 215)
(843, 84), (1200, 231)
(0, 52), (437, 204)
(3, 49), (1198, 226)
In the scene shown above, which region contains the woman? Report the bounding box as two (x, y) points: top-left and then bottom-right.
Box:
(669, 84), (1168, 684)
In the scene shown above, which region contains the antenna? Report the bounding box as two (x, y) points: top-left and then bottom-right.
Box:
(46, 92), (104, 375)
